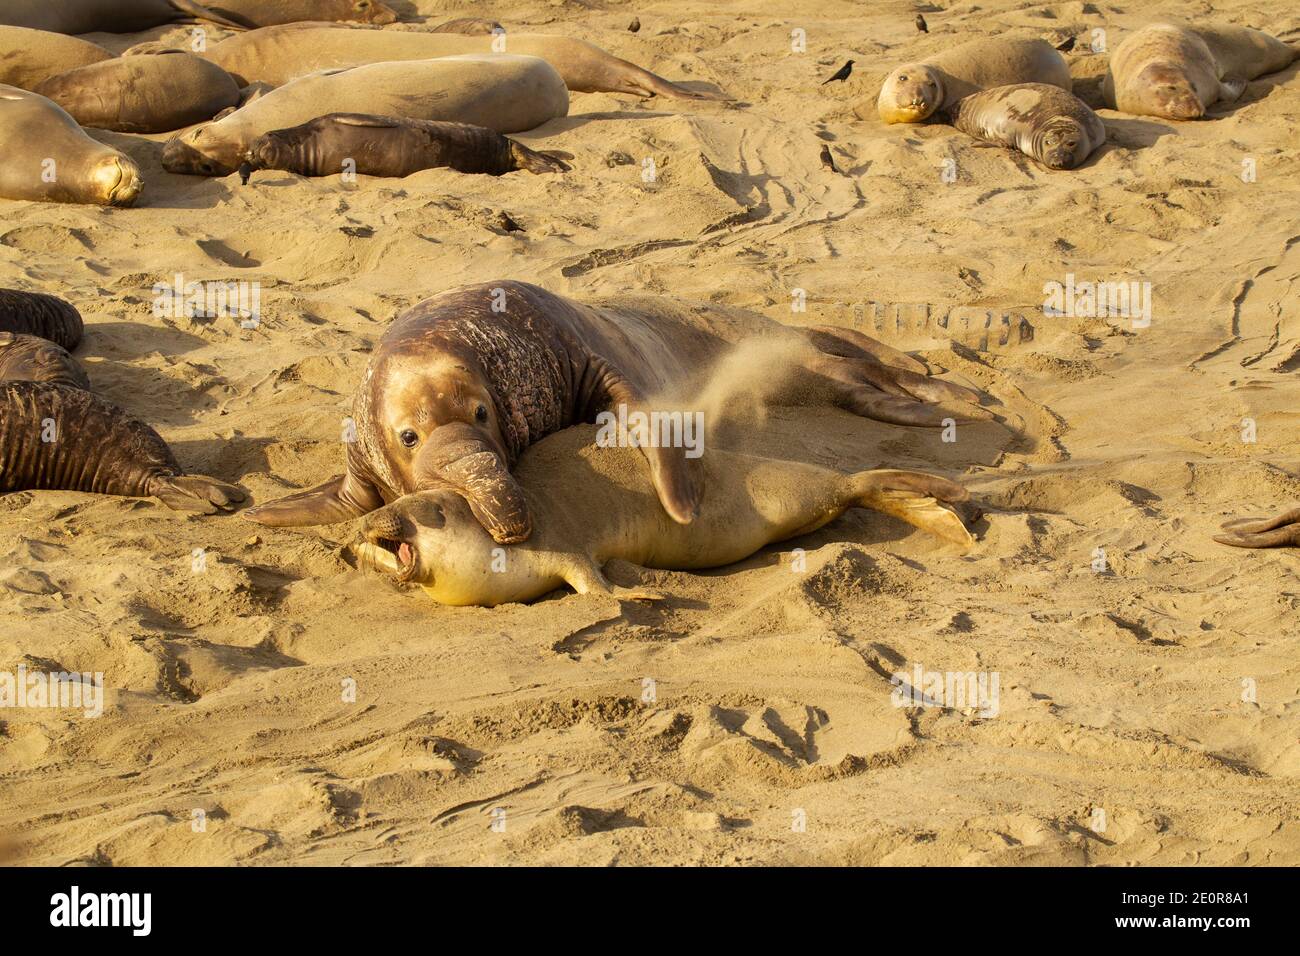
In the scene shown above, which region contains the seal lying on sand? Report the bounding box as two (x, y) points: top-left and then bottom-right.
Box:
(356, 425), (973, 606)
(0, 333), (90, 389)
(946, 83), (1106, 169)
(245, 281), (989, 543)
(241, 114), (570, 179)
(0, 26), (113, 91)
(430, 18), (504, 35)
(162, 54), (569, 176)
(878, 37), (1071, 123)
(202, 24), (725, 98)
(36, 51), (241, 134)
(0, 289), (83, 350)
(0, 381), (245, 513)
(1215, 508), (1300, 548)
(0, 86), (143, 206)
(0, 0), (245, 33)
(1104, 22), (1298, 119)
(203, 0), (396, 28)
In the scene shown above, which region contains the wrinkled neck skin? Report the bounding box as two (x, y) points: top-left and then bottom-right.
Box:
(1029, 119), (1084, 169)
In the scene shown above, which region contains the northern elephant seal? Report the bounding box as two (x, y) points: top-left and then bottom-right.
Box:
(0, 86), (143, 206)
(242, 114), (570, 179)
(947, 83), (1105, 169)
(244, 281), (989, 542)
(0, 0), (245, 33)
(162, 54), (569, 176)
(878, 37), (1071, 123)
(203, 25), (725, 98)
(356, 425), (973, 606)
(0, 289), (83, 350)
(203, 0), (397, 27)
(429, 18), (504, 35)
(0, 26), (113, 91)
(1104, 22), (1298, 119)
(0, 381), (244, 513)
(36, 51), (240, 134)
(1216, 507), (1300, 548)
(0, 333), (90, 389)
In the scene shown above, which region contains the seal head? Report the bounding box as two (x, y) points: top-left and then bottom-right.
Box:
(877, 64), (943, 123)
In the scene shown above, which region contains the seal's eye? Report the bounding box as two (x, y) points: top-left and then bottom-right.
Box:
(474, 404), (489, 424)
(399, 429), (419, 448)
(898, 74), (908, 82)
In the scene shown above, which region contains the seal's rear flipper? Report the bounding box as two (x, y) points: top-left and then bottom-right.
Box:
(849, 469), (974, 548)
(243, 473), (380, 526)
(1215, 506), (1300, 548)
(564, 558), (666, 602)
(155, 475), (247, 514)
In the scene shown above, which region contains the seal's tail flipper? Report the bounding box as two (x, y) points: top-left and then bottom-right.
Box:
(1214, 506), (1300, 548)
(243, 473), (380, 526)
(509, 141), (571, 174)
(848, 469), (974, 548)
(617, 60), (729, 100)
(169, 0), (252, 30)
(154, 475), (247, 514)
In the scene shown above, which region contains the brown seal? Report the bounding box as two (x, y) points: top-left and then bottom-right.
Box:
(203, 0), (397, 27)
(242, 114), (570, 179)
(245, 281), (990, 542)
(0, 289), (83, 350)
(0, 333), (90, 389)
(0, 25), (112, 91)
(1216, 508), (1300, 548)
(35, 51), (240, 134)
(0, 381), (244, 513)
(0, 0), (246, 33)
(946, 83), (1106, 169)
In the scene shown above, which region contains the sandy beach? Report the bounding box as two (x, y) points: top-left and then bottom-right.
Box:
(1, 0), (1298, 865)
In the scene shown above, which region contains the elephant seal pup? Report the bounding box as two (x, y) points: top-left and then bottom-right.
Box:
(0, 86), (143, 206)
(242, 114), (570, 179)
(430, 18), (504, 35)
(1104, 22), (1298, 120)
(0, 333), (90, 389)
(878, 37), (1071, 123)
(244, 281), (988, 542)
(0, 381), (244, 513)
(36, 51), (240, 134)
(357, 426), (973, 606)
(202, 25), (725, 98)
(0, 289), (83, 350)
(1216, 507), (1300, 548)
(0, 0), (245, 33)
(162, 54), (569, 176)
(0, 26), (113, 91)
(947, 83), (1105, 170)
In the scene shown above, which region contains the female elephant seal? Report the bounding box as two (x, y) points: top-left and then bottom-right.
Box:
(1216, 507), (1300, 548)
(357, 425), (973, 607)
(0, 86), (143, 206)
(35, 51), (240, 134)
(162, 54), (569, 176)
(1104, 22), (1297, 120)
(878, 37), (1071, 123)
(0, 289), (83, 350)
(242, 114), (570, 180)
(430, 18), (504, 35)
(202, 24), (725, 98)
(0, 381), (244, 513)
(947, 83), (1105, 169)
(202, 0), (397, 27)
(0, 26), (112, 91)
(0, 0), (245, 33)
(0, 333), (90, 389)
(244, 281), (989, 543)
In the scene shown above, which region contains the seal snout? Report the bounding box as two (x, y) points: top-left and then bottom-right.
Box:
(93, 155), (143, 207)
(361, 508), (419, 582)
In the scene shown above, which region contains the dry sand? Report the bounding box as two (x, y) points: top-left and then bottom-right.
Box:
(2, 0), (1299, 865)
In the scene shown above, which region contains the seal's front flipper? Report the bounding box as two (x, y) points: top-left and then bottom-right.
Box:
(1215, 506), (1300, 548)
(243, 473), (380, 526)
(849, 469), (974, 548)
(564, 559), (667, 602)
(509, 141), (570, 174)
(641, 443), (701, 525)
(155, 475), (246, 514)
(1220, 78), (1248, 102)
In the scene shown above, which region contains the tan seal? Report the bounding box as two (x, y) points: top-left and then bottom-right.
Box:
(203, 0), (396, 27)
(878, 37), (1071, 124)
(947, 83), (1106, 169)
(0, 25), (113, 91)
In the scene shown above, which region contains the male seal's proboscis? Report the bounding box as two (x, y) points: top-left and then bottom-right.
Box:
(245, 281), (992, 543)
(356, 425), (974, 607)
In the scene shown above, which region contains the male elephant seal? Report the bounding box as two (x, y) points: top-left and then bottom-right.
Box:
(878, 37), (1071, 123)
(0, 26), (113, 91)
(36, 51), (241, 134)
(244, 281), (989, 542)
(1104, 22), (1298, 120)
(0, 289), (83, 350)
(242, 114), (570, 180)
(0, 333), (90, 389)
(0, 86), (143, 206)
(1216, 507), (1300, 548)
(0, 381), (244, 513)
(947, 83), (1105, 169)
(0, 0), (245, 33)
(202, 0), (396, 27)
(202, 25), (725, 98)
(356, 425), (973, 606)
(162, 54), (569, 176)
